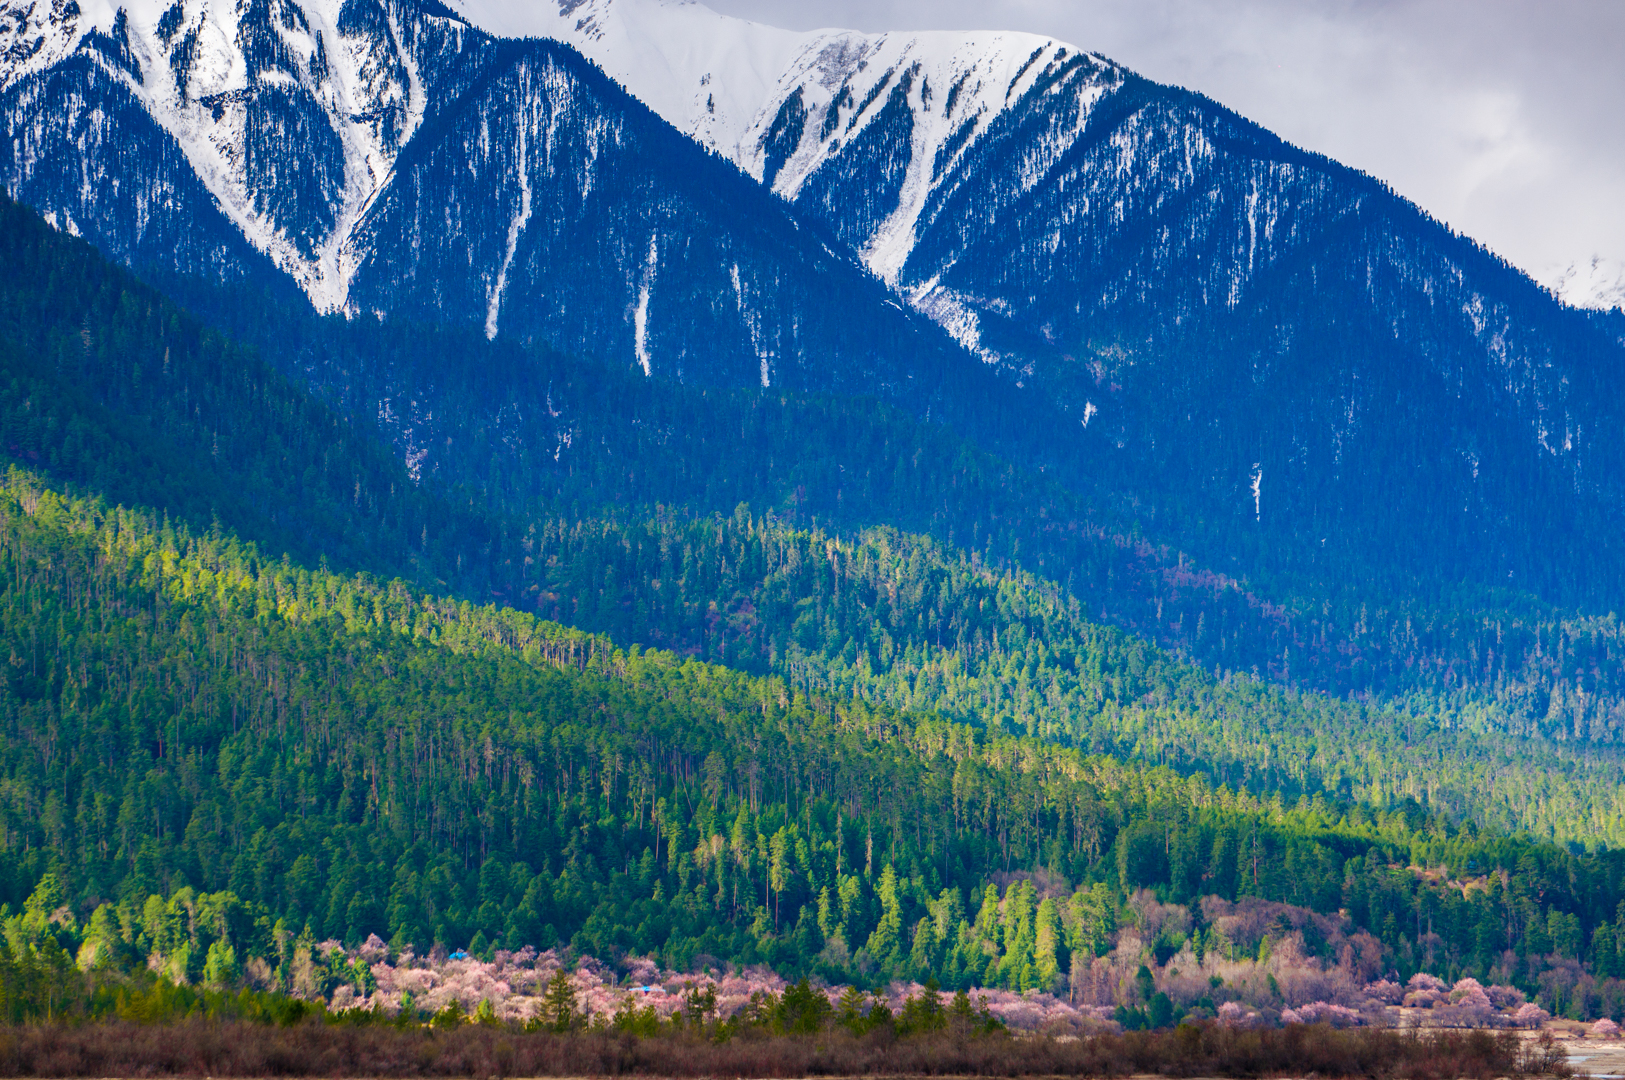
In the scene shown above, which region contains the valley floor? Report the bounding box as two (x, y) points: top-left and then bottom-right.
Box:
(1531, 1024), (1625, 1076)
(0, 1020), (1562, 1079)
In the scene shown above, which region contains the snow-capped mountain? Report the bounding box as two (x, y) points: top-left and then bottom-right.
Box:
(8, 0), (1625, 608)
(454, 0), (1119, 337)
(506, 0), (1625, 599)
(0, 0), (1001, 399)
(1545, 257), (1625, 313)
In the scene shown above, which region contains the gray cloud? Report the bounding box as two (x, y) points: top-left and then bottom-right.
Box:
(705, 0), (1625, 291)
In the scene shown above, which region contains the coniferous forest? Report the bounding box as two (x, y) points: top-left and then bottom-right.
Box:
(0, 102), (1619, 1069)
(2, 0), (1625, 1067)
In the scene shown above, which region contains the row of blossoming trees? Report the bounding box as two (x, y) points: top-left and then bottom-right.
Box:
(313, 937), (1568, 1034)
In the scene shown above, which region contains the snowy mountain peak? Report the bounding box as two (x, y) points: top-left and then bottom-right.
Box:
(443, 0), (808, 157)
(445, 0), (1122, 288)
(0, 0), (459, 309)
(742, 30), (1119, 286)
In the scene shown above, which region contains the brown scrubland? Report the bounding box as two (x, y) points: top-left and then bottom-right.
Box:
(0, 1021), (1575, 1078)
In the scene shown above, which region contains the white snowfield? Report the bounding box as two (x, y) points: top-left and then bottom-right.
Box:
(0, 0), (450, 309)
(448, 0), (1115, 287)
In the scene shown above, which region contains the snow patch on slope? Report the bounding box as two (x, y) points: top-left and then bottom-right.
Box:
(634, 234), (657, 375)
(910, 277), (996, 364)
(486, 117), (533, 340)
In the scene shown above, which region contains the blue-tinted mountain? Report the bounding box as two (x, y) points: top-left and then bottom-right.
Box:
(620, 16), (1625, 609)
(0, 0), (1001, 406)
(9, 0), (1625, 741)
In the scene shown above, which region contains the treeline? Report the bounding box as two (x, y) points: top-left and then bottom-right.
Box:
(148, 218), (1625, 757)
(7, 196), (1625, 847)
(3, 469), (1625, 1002)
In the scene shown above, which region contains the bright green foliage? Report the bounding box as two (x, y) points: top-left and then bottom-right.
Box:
(0, 934), (79, 1021)
(496, 507), (1625, 846)
(0, 467), (1621, 995)
(897, 978), (946, 1033)
(774, 978), (831, 1034)
(4, 194), (1625, 857)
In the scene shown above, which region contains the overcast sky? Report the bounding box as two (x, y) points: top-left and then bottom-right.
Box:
(704, 0), (1625, 293)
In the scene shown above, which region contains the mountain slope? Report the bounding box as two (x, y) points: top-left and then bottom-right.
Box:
(0, 15), (291, 293)
(0, 192), (492, 580)
(491, 0), (1097, 284)
(0, 0), (462, 305)
(887, 73), (1625, 604)
(7, 117), (1625, 1013)
(145, 229), (1625, 772)
(515, 0), (1625, 612)
(18, 187), (1625, 847)
(343, 35), (987, 401)
(0, 0), (1012, 408)
(16, 0), (1625, 615)
(5, 459), (1625, 1000)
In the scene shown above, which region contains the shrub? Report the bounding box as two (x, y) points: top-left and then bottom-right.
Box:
(0, 1019), (1552, 1077)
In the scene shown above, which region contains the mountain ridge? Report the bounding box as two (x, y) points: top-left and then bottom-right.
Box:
(2, 0), (1027, 416)
(9, 0), (1625, 746)
(443, 0), (1625, 617)
(463, 0), (1121, 293)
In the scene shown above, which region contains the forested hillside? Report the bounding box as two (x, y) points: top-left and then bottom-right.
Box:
(152, 272), (1625, 757)
(5, 195), (1625, 1021)
(3, 467), (1625, 1007)
(4, 197), (1625, 846)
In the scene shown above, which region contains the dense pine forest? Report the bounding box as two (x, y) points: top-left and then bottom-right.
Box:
(0, 467), (1623, 1017)
(161, 243), (1625, 769)
(1, 192), (1625, 1037)
(5, 197), (1624, 846)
